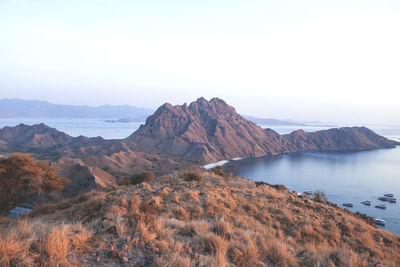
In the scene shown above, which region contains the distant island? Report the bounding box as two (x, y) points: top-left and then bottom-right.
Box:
(0, 98), (154, 120)
(104, 115), (311, 125)
(242, 115), (306, 126)
(103, 118), (145, 123)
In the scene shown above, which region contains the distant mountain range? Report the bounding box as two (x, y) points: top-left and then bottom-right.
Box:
(242, 115), (306, 126)
(0, 98), (310, 126)
(0, 99), (154, 121)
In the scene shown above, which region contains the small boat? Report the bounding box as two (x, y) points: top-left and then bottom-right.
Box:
(304, 190), (313, 195)
(361, 200), (371, 206)
(343, 203), (353, 207)
(389, 198), (397, 203)
(384, 194), (394, 198)
(375, 218), (386, 226)
(375, 204), (386, 209)
(378, 197), (389, 201)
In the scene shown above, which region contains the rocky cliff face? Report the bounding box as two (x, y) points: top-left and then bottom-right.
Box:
(284, 127), (398, 151)
(126, 97), (295, 162)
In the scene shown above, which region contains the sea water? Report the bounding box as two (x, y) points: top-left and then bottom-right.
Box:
(0, 117), (144, 139)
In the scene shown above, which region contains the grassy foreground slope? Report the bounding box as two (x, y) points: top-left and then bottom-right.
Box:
(1, 172), (400, 266)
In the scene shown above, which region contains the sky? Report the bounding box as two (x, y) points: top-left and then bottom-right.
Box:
(0, 0), (399, 125)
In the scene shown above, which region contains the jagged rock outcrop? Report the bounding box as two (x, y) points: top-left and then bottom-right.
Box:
(126, 97), (296, 162)
(284, 127), (398, 151)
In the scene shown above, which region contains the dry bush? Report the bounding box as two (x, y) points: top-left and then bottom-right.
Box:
(299, 224), (323, 244)
(198, 233), (228, 264)
(136, 220), (158, 243)
(155, 253), (191, 267)
(156, 240), (170, 253)
(313, 191), (328, 203)
(173, 207), (190, 221)
(186, 190), (200, 203)
(0, 219), (93, 266)
(44, 225), (70, 264)
(0, 153), (69, 213)
(210, 166), (227, 177)
(151, 196), (163, 211)
(119, 171), (155, 186)
(109, 204), (128, 215)
(212, 217), (231, 240)
(182, 171), (203, 182)
(0, 231), (34, 266)
(69, 224), (92, 253)
(160, 186), (172, 197)
(262, 238), (296, 266)
(228, 231), (260, 266)
(73, 193), (107, 223)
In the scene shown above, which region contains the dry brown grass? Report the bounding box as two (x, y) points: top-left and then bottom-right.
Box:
(0, 230), (34, 266)
(44, 225), (70, 264)
(1, 171), (400, 266)
(0, 219), (93, 266)
(182, 170), (203, 182)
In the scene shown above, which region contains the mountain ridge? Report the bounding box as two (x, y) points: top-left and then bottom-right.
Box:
(126, 97), (297, 162)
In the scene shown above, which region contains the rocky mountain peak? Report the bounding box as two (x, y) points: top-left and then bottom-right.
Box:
(188, 97), (236, 117)
(126, 97), (295, 162)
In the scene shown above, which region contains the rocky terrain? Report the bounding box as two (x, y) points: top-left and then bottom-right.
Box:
(1, 171), (400, 266)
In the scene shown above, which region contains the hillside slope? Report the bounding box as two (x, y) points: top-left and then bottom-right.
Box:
(0, 123), (107, 157)
(1, 172), (399, 266)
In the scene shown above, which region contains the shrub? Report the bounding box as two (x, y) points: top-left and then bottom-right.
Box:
(210, 166), (226, 177)
(182, 171), (203, 182)
(119, 171), (155, 186)
(0, 153), (69, 213)
(313, 191), (328, 203)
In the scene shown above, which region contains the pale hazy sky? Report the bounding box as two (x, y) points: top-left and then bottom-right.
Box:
(0, 0), (399, 125)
